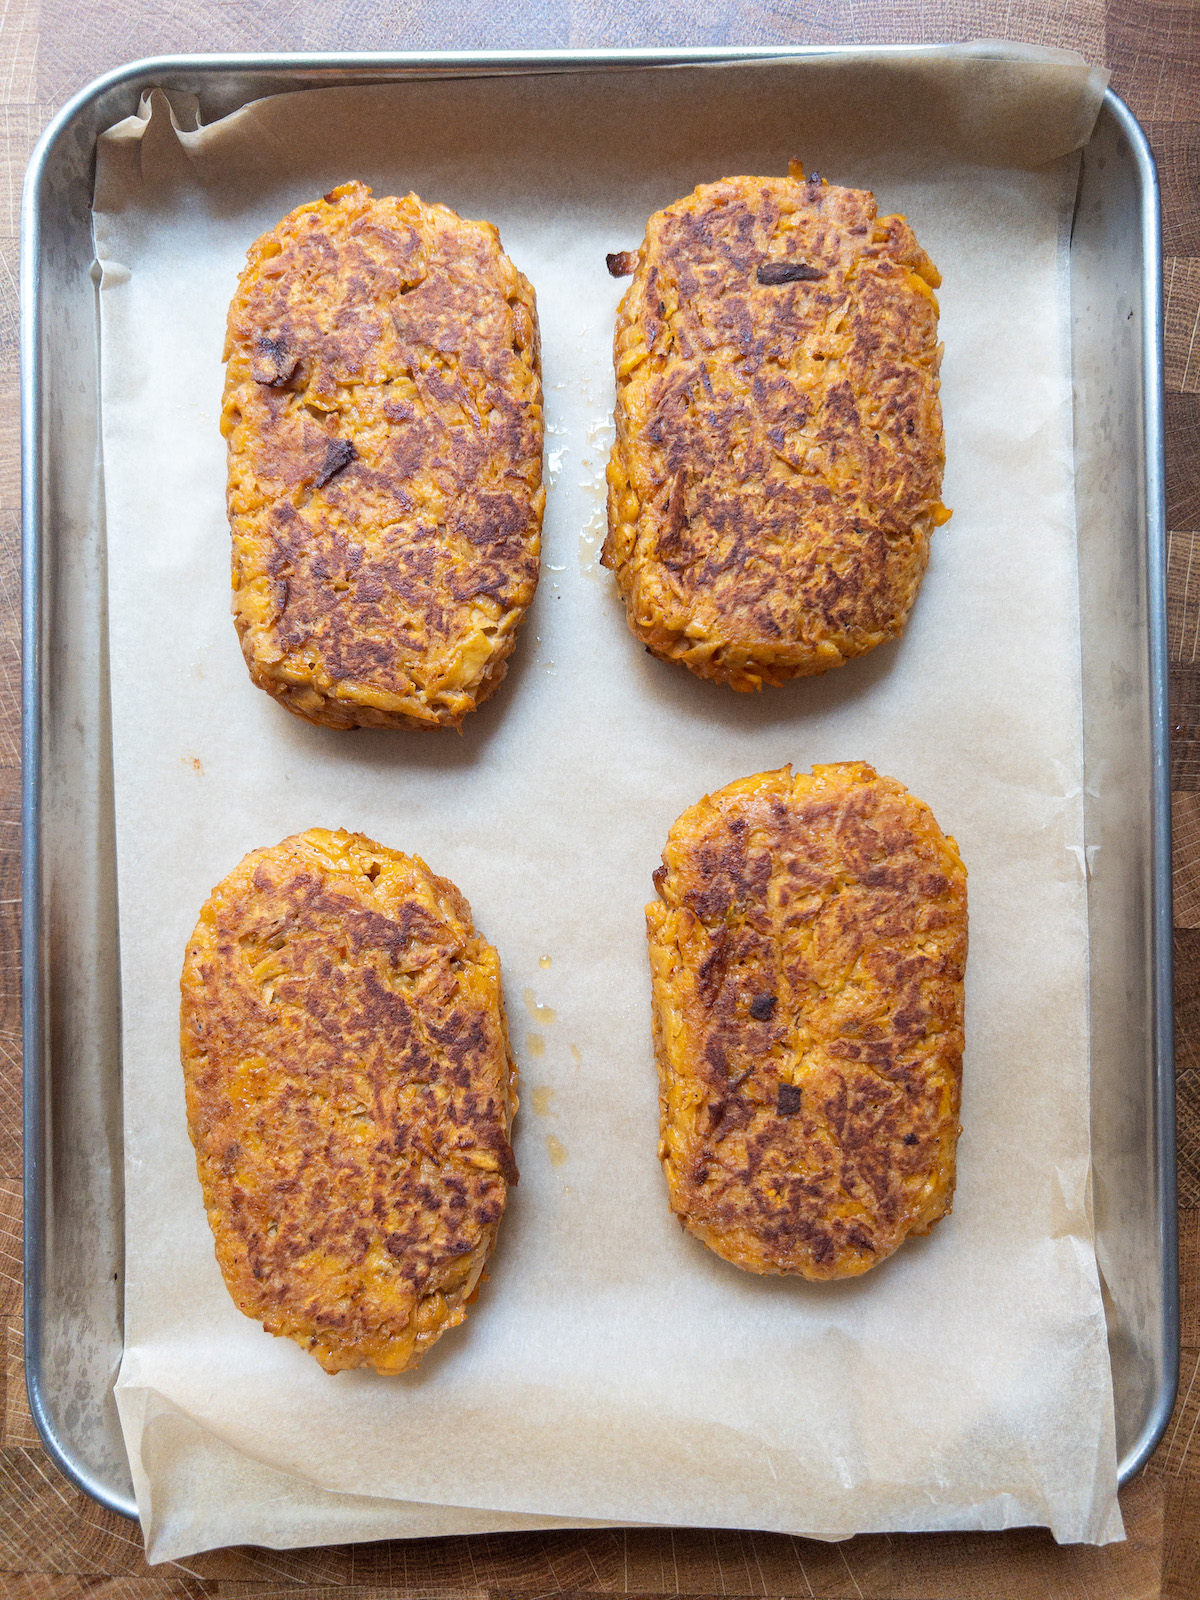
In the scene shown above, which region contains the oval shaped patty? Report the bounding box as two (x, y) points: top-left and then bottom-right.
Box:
(180, 829), (518, 1372)
(223, 181), (544, 729)
(604, 167), (948, 691)
(647, 763), (966, 1279)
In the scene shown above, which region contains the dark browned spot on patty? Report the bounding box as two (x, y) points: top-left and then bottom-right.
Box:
(776, 1083), (802, 1115)
(252, 335), (299, 387)
(756, 260), (825, 284)
(313, 437), (357, 488)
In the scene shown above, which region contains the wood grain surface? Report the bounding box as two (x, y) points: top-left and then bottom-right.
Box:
(2, 1), (1197, 1595)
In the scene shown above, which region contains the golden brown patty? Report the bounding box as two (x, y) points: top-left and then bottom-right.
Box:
(647, 762), (966, 1278)
(223, 181), (544, 730)
(180, 829), (518, 1372)
(604, 167), (948, 691)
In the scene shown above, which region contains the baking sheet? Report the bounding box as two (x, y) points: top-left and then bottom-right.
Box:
(91, 48), (1119, 1562)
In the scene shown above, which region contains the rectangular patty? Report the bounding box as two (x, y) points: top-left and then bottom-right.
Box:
(223, 181), (544, 730)
(180, 828), (519, 1373)
(604, 168), (948, 691)
(647, 761), (967, 1279)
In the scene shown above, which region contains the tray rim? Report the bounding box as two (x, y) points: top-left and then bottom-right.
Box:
(20, 46), (1178, 1527)
(1102, 87), (1179, 1487)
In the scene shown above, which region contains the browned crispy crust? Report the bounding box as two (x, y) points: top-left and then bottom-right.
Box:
(180, 829), (518, 1372)
(604, 167), (949, 691)
(647, 763), (966, 1278)
(223, 182), (544, 730)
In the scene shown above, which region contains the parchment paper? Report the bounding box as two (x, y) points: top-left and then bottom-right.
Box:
(92, 47), (1120, 1563)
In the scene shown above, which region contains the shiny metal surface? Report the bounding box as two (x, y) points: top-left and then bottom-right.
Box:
(1071, 92), (1177, 1483)
(21, 51), (1176, 1524)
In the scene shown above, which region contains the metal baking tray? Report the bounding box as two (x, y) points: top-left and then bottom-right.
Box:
(21, 49), (1177, 1523)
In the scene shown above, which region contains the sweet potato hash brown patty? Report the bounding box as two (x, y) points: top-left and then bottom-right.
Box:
(604, 167), (948, 690)
(223, 182), (544, 729)
(180, 829), (519, 1372)
(647, 763), (966, 1278)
